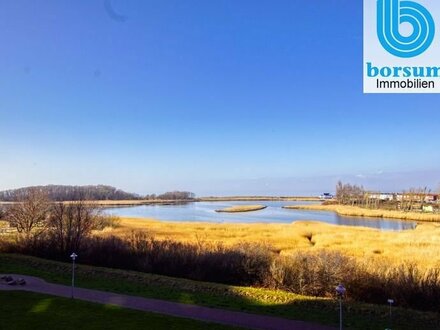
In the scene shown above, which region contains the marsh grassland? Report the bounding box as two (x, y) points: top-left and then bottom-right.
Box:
(108, 218), (440, 268)
(77, 217), (440, 316)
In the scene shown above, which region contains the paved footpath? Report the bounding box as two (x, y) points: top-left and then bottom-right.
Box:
(0, 274), (334, 330)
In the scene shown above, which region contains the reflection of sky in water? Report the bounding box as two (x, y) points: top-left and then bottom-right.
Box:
(104, 201), (416, 231)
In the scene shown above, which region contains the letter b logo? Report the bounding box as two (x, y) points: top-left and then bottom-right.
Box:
(377, 0), (435, 57)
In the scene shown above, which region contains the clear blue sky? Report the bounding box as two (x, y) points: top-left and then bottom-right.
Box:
(0, 0), (439, 195)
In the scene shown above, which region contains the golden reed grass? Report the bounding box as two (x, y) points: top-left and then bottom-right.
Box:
(105, 218), (440, 270)
(283, 204), (440, 222)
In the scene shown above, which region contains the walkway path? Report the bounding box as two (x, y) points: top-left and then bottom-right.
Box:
(0, 274), (334, 330)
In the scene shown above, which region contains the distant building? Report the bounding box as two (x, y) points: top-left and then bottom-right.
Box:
(368, 192), (395, 201)
(424, 194), (439, 203)
(319, 193), (334, 200)
(368, 192), (439, 203)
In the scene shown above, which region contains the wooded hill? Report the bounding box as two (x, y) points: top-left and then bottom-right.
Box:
(0, 185), (195, 202)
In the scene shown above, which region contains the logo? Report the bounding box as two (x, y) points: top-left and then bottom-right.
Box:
(377, 0), (435, 58)
(364, 0), (440, 93)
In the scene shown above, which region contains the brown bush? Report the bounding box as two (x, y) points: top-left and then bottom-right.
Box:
(270, 251), (355, 296)
(270, 250), (440, 312)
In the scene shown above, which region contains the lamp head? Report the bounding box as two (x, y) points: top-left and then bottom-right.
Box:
(70, 253), (78, 260)
(335, 284), (346, 295)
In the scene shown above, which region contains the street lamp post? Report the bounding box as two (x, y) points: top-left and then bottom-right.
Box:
(335, 284), (346, 330)
(386, 299), (394, 330)
(70, 253), (78, 299)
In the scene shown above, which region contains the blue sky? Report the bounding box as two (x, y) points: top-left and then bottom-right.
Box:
(0, 0), (439, 195)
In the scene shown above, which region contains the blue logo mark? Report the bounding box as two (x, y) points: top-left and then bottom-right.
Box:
(377, 0), (435, 58)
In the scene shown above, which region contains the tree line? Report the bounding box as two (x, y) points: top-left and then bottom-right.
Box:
(153, 191), (196, 200)
(0, 185), (195, 202)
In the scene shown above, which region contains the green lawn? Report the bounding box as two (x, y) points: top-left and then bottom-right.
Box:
(0, 291), (239, 330)
(1, 253), (439, 329)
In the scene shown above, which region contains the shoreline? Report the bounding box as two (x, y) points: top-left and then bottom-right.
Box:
(283, 204), (440, 222)
(0, 197), (320, 206)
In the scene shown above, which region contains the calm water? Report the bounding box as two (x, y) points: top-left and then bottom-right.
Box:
(104, 201), (416, 231)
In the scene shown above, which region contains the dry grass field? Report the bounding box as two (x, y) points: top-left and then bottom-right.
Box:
(105, 217), (440, 269)
(215, 205), (267, 213)
(284, 204), (440, 222)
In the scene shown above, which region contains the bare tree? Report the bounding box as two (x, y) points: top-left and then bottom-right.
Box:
(336, 181), (365, 206)
(0, 205), (5, 220)
(4, 188), (51, 240)
(48, 200), (98, 254)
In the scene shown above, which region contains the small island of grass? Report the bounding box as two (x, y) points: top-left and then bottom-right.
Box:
(215, 205), (267, 213)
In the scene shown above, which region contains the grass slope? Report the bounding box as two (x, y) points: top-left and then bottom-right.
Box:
(1, 254), (439, 330)
(0, 291), (238, 330)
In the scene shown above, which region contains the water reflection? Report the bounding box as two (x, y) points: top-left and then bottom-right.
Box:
(333, 214), (416, 231)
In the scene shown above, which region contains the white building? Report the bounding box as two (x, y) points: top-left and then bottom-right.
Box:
(368, 193), (395, 201)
